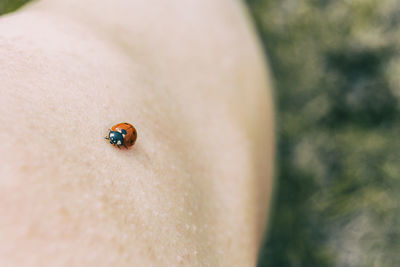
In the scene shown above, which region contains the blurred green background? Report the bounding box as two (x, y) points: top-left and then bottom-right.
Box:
(1, 0), (398, 266)
(247, 1), (400, 266)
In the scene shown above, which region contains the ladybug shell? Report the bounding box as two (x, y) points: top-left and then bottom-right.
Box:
(111, 122), (137, 147)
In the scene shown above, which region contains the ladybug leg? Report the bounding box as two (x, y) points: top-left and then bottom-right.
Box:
(117, 144), (121, 149)
(124, 144), (128, 149)
(105, 129), (111, 138)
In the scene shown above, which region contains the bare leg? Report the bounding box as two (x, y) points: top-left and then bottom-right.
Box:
(0, 0), (274, 266)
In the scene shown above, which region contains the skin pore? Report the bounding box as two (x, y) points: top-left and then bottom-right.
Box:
(0, 0), (274, 266)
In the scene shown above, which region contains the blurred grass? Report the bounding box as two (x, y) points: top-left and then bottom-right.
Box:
(1, 0), (399, 266)
(247, 0), (400, 266)
(0, 0), (29, 14)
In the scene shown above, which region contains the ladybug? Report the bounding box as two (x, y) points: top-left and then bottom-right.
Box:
(105, 122), (137, 149)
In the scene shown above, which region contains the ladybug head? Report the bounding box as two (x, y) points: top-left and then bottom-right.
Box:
(108, 131), (124, 145)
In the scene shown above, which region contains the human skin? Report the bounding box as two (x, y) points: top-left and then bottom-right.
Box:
(0, 0), (274, 266)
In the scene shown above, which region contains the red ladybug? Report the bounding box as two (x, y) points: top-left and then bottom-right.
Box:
(105, 122), (137, 149)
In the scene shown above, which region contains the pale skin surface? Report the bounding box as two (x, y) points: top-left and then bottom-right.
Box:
(0, 0), (274, 266)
